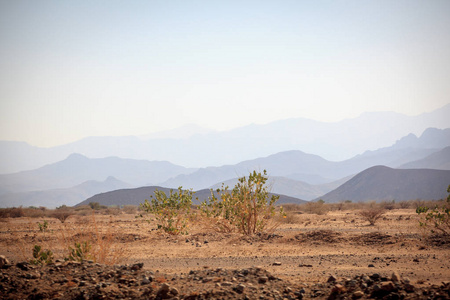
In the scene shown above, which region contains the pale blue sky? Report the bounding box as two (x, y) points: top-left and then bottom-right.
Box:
(1, 0), (449, 147)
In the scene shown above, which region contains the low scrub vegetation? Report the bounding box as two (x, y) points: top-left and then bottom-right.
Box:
(13, 212), (128, 266)
(416, 185), (450, 236)
(0, 204), (141, 220)
(139, 187), (195, 235)
(358, 207), (386, 226)
(200, 170), (285, 235)
(299, 199), (329, 215)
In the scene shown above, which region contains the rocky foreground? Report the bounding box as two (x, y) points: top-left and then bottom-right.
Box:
(0, 256), (449, 300)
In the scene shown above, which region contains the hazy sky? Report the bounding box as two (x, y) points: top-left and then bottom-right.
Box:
(1, 1), (449, 147)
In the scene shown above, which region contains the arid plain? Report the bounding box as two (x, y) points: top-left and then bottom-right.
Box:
(0, 204), (449, 299)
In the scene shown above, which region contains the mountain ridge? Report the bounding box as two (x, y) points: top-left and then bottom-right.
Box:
(317, 166), (450, 203)
(1, 105), (449, 173)
(0, 176), (132, 208)
(1, 127), (449, 207)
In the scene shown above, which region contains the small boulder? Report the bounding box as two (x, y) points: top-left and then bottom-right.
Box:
(327, 275), (337, 283)
(353, 291), (364, 299)
(391, 272), (401, 282)
(332, 284), (346, 294)
(380, 281), (395, 292)
(157, 283), (170, 296)
(234, 284), (245, 294)
(0, 255), (10, 268)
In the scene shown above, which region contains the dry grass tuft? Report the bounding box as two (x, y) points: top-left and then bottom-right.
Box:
(358, 208), (386, 226)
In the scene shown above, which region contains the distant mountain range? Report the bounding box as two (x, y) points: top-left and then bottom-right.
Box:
(78, 186), (307, 207)
(1, 104), (449, 174)
(0, 126), (449, 208)
(0, 154), (195, 195)
(318, 166), (450, 203)
(161, 128), (450, 191)
(0, 177), (132, 208)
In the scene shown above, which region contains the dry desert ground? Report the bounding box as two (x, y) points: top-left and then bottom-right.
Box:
(0, 207), (449, 299)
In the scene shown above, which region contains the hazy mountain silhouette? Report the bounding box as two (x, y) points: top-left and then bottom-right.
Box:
(209, 176), (352, 201)
(317, 166), (450, 203)
(399, 146), (450, 170)
(0, 176), (132, 208)
(1, 105), (449, 173)
(160, 128), (450, 191)
(1, 127), (449, 208)
(78, 186), (306, 207)
(0, 154), (196, 195)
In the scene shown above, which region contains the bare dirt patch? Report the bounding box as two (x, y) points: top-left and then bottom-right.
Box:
(1, 209), (449, 299)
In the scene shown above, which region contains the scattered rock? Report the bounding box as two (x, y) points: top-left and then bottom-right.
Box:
(272, 261), (282, 266)
(0, 261), (448, 300)
(391, 271), (401, 282)
(0, 255), (9, 268)
(332, 283), (346, 293)
(352, 290), (364, 298)
(327, 275), (337, 282)
(380, 281), (396, 292)
(258, 276), (268, 284)
(234, 283), (245, 293)
(157, 282), (170, 297)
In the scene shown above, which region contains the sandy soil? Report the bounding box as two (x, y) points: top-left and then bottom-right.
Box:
(0, 208), (449, 298)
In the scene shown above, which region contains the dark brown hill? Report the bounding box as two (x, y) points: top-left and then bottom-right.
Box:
(77, 186), (306, 207)
(318, 166), (450, 203)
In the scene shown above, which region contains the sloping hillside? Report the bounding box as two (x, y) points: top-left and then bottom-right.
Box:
(318, 166), (450, 203)
(399, 147), (450, 170)
(78, 186), (306, 207)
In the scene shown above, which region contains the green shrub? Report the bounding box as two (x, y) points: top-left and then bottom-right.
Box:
(200, 170), (284, 235)
(30, 245), (54, 265)
(416, 185), (450, 236)
(37, 220), (49, 233)
(66, 241), (92, 262)
(139, 187), (194, 235)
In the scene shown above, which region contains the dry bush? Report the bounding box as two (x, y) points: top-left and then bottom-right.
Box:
(74, 205), (93, 216)
(299, 201), (329, 215)
(58, 214), (127, 264)
(122, 205), (138, 214)
(399, 201), (412, 209)
(413, 199), (427, 209)
(51, 209), (74, 223)
(101, 207), (121, 215)
(0, 207), (50, 219)
(358, 208), (386, 226)
(282, 204), (302, 212)
(21, 207), (47, 218)
(277, 211), (300, 224)
(0, 207), (25, 218)
(380, 200), (397, 210)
